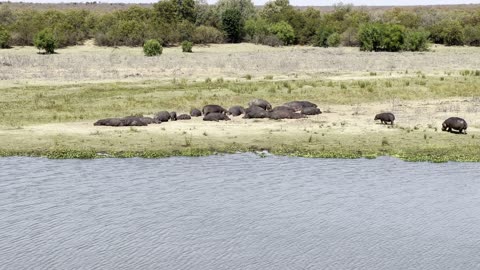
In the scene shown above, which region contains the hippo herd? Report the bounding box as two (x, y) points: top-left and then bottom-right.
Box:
(93, 98), (468, 135)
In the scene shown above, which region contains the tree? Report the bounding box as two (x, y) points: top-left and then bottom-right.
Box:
(34, 28), (57, 54)
(441, 20), (465, 46)
(222, 8), (243, 43)
(0, 27), (10, 48)
(358, 23), (384, 51)
(382, 24), (405, 52)
(268, 21), (295, 45)
(216, 0), (255, 22)
(403, 29), (430, 51)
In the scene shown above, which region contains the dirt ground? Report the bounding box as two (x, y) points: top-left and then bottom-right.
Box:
(1, 43), (480, 86)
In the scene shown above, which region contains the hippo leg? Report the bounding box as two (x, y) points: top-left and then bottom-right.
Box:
(391, 121), (394, 125)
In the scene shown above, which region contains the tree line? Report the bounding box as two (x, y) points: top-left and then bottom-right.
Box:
(0, 0), (479, 53)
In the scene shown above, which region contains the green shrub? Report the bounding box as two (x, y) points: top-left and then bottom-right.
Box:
(34, 28), (57, 54)
(381, 24), (405, 52)
(464, 25), (480, 46)
(143, 39), (163, 56)
(358, 23), (383, 51)
(192, 26), (224, 44)
(0, 27), (10, 48)
(403, 29), (430, 51)
(268, 21), (295, 45)
(222, 8), (244, 43)
(326, 32), (341, 47)
(181, 40), (193, 52)
(441, 20), (465, 46)
(314, 26), (335, 47)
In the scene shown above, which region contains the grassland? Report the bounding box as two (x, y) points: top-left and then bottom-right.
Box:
(1, 44), (480, 161)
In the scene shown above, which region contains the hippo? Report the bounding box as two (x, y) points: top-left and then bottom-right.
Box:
(177, 114), (192, 120)
(203, 113), (231, 122)
(121, 117), (148, 126)
(203, 105), (227, 116)
(94, 118), (123, 126)
(94, 117), (148, 127)
(139, 117), (156, 124)
(227, 106), (246, 116)
(170, 112), (177, 121)
(374, 112), (395, 125)
(442, 117), (468, 134)
(243, 105), (270, 119)
(301, 107), (322, 115)
(190, 108), (202, 117)
(248, 99), (272, 111)
(271, 106), (296, 113)
(269, 110), (305, 120)
(154, 111), (171, 122)
(283, 101), (318, 111)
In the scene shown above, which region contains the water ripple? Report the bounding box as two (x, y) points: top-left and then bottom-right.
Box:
(1, 155), (480, 269)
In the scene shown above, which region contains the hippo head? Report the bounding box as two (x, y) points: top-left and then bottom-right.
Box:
(374, 114), (380, 120)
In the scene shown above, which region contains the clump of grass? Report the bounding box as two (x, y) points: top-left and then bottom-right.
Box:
(308, 135), (313, 143)
(203, 131), (208, 136)
(381, 137), (390, 146)
(205, 77), (212, 83)
(129, 127), (140, 133)
(385, 81), (392, 88)
(340, 83), (347, 89)
(264, 75), (273, 80)
(244, 74), (252, 80)
(369, 72), (377, 76)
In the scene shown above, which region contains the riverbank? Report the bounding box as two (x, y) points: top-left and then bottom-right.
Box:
(1, 44), (479, 162)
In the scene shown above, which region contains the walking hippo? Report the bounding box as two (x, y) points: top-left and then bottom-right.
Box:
(283, 101), (318, 111)
(301, 107), (322, 115)
(227, 106), (246, 116)
(374, 112), (395, 125)
(177, 114), (192, 120)
(248, 99), (272, 111)
(203, 113), (231, 122)
(203, 105), (227, 116)
(190, 108), (202, 117)
(269, 110), (305, 120)
(243, 105), (270, 119)
(154, 111), (171, 122)
(170, 112), (177, 121)
(442, 117), (468, 134)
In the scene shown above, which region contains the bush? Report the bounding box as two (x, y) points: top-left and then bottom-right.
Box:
(314, 26), (335, 47)
(465, 25), (480, 46)
(359, 23), (410, 52)
(34, 28), (57, 54)
(327, 32), (341, 47)
(181, 40), (193, 52)
(192, 26), (224, 44)
(143, 39), (163, 56)
(268, 21), (295, 45)
(441, 20), (465, 46)
(261, 35), (283, 47)
(403, 29), (430, 51)
(358, 23), (383, 51)
(0, 27), (10, 48)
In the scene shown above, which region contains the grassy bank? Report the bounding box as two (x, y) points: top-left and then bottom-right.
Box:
(0, 74), (479, 162)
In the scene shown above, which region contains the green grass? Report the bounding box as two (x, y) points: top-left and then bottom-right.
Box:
(0, 76), (480, 161)
(0, 76), (479, 126)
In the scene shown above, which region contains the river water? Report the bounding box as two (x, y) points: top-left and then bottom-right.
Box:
(1, 154), (480, 270)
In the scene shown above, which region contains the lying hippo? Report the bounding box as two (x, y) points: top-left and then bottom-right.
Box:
(203, 113), (231, 122)
(227, 106), (246, 116)
(203, 105), (227, 116)
(269, 110), (305, 120)
(271, 106), (295, 113)
(170, 112), (177, 121)
(94, 117), (148, 127)
(374, 112), (395, 125)
(177, 114), (192, 120)
(442, 117), (468, 134)
(248, 99), (272, 111)
(301, 107), (322, 115)
(154, 111), (171, 122)
(190, 108), (202, 117)
(243, 105), (270, 119)
(283, 101), (318, 111)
